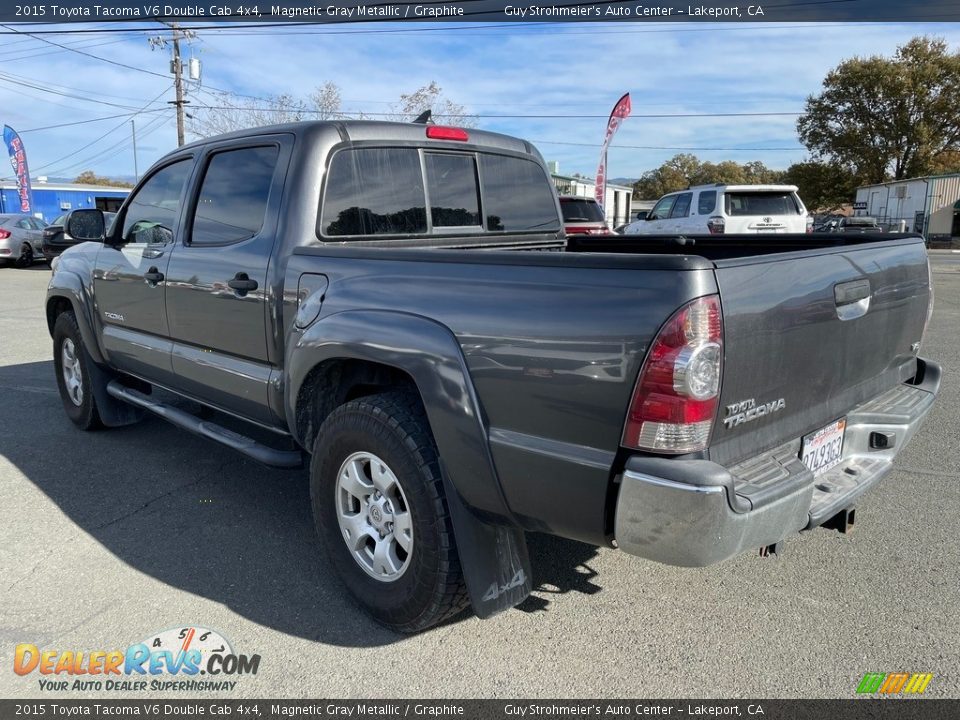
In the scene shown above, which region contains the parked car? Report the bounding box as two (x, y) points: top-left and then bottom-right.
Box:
(622, 184), (811, 235)
(835, 216), (884, 233)
(0, 213), (46, 267)
(48, 121), (939, 633)
(559, 195), (612, 236)
(42, 211), (117, 265)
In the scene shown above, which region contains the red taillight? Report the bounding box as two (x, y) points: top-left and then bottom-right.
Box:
(426, 126), (469, 142)
(565, 226), (611, 235)
(622, 295), (723, 454)
(0, 229), (10, 239)
(707, 217), (725, 235)
(806, 216), (814, 234)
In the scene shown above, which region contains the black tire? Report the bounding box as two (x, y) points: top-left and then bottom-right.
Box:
(310, 392), (469, 633)
(52, 311), (104, 430)
(15, 243), (33, 268)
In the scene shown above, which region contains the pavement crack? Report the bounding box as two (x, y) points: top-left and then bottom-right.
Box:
(92, 458), (242, 531)
(898, 467), (960, 479)
(3, 549), (54, 594)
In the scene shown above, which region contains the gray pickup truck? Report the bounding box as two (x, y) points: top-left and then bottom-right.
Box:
(47, 121), (940, 632)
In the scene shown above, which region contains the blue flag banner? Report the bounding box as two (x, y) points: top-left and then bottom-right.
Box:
(4, 125), (34, 214)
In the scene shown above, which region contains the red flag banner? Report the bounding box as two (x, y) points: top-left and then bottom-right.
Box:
(595, 93), (632, 210)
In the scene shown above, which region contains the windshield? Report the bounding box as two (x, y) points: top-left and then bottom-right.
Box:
(560, 198), (605, 222)
(724, 192), (800, 216)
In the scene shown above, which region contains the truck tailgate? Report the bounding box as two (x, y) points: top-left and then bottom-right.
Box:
(709, 238), (930, 467)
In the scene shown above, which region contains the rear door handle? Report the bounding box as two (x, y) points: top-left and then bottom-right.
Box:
(144, 267), (165, 285)
(227, 272), (259, 296)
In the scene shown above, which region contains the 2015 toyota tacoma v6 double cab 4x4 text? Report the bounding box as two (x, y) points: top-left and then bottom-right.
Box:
(47, 121), (940, 631)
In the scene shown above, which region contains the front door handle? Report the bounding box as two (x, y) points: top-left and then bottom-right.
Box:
(144, 267), (165, 285)
(227, 272), (259, 296)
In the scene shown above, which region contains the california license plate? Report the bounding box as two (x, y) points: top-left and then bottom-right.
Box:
(801, 418), (846, 476)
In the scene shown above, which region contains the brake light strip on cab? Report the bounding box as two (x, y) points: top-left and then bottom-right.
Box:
(622, 295), (723, 454)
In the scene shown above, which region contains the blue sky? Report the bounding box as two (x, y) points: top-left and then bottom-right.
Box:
(3, 21), (960, 182)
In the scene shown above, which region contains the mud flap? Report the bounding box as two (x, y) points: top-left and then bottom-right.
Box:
(85, 354), (144, 428)
(440, 468), (532, 619)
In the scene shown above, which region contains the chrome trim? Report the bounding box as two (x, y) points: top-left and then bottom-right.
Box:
(622, 470), (725, 494)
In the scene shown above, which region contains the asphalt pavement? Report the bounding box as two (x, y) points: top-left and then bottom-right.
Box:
(1, 254), (958, 699)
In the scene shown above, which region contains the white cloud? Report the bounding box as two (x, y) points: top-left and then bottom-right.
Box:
(2, 21), (958, 181)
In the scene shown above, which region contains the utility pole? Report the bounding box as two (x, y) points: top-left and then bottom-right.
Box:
(150, 21), (195, 147)
(130, 119), (138, 180)
(170, 22), (186, 146)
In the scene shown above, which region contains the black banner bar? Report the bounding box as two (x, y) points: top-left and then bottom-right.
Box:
(1, 0), (959, 25)
(1, 700), (958, 720)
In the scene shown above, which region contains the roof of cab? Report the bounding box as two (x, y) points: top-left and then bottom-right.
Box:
(177, 120), (536, 156)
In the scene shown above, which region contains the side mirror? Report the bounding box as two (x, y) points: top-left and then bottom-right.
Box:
(67, 209), (106, 242)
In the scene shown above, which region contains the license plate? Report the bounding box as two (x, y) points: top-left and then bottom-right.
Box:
(801, 418), (846, 476)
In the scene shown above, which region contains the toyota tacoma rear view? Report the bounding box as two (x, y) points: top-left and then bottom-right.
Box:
(46, 120), (940, 632)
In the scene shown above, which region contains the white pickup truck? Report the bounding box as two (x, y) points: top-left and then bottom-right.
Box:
(624, 184), (811, 236)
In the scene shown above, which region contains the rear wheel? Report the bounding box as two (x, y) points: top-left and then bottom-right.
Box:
(53, 311), (104, 430)
(310, 392), (469, 632)
(15, 243), (33, 268)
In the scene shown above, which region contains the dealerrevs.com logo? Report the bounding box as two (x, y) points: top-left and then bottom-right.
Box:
(13, 626), (260, 692)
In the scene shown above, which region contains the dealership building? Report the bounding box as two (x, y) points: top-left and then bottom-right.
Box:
(0, 179), (130, 223)
(854, 173), (960, 244)
(548, 165), (634, 228)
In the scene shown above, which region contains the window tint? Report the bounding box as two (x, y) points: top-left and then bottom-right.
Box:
(560, 198), (605, 223)
(16, 219), (31, 229)
(670, 192), (692, 218)
(425, 153), (480, 227)
(52, 214), (66, 227)
(121, 159), (192, 244)
(649, 195), (677, 220)
(322, 148), (426, 236)
(31, 218), (45, 230)
(190, 146), (279, 246)
(478, 154), (560, 232)
(697, 190), (717, 215)
(724, 192), (800, 216)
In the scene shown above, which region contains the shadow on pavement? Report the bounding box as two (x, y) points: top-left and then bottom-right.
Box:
(1, 360), (604, 647)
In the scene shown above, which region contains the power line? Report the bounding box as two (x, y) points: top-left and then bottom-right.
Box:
(533, 139), (804, 151)
(19, 109), (170, 133)
(32, 86), (172, 173)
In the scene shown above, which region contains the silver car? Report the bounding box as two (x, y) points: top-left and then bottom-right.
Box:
(0, 213), (46, 267)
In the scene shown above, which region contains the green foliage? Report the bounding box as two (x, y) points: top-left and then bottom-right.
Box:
(798, 36), (960, 182)
(781, 161), (860, 212)
(632, 154), (784, 199)
(73, 171), (133, 188)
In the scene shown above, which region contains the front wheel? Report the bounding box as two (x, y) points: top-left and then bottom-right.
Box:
(310, 392), (469, 632)
(53, 311), (104, 430)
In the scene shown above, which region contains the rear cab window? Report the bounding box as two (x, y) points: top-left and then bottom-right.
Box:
(724, 191), (801, 216)
(319, 146), (560, 239)
(559, 198), (605, 223)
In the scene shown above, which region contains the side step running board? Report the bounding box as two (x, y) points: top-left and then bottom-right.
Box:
(106, 381), (304, 468)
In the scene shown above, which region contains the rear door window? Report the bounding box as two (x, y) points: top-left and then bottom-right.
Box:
(189, 145), (279, 246)
(670, 192), (692, 218)
(724, 192), (800, 216)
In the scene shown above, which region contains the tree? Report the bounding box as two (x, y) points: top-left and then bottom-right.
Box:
(797, 36), (960, 183)
(632, 154), (783, 199)
(73, 171), (133, 188)
(389, 81), (476, 126)
(189, 90), (316, 138)
(782, 161), (859, 212)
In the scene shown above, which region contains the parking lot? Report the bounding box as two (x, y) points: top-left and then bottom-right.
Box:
(1, 253), (958, 699)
